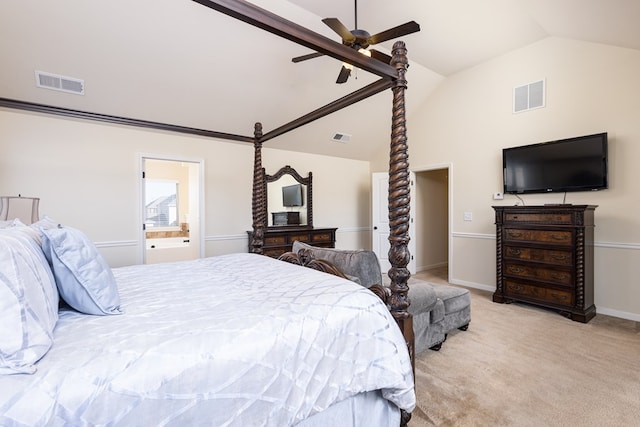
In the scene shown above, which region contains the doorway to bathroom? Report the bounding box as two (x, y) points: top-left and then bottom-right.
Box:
(139, 155), (204, 264)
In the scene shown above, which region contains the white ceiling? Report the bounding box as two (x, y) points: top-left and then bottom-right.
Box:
(1, 0), (639, 161)
(289, 0), (640, 76)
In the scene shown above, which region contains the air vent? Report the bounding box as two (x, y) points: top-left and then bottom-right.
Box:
(331, 132), (351, 143)
(35, 71), (85, 95)
(513, 79), (544, 113)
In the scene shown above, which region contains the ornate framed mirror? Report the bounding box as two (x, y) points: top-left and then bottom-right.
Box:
(263, 165), (312, 228)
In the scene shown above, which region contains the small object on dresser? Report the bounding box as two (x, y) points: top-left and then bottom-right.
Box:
(272, 211), (300, 226)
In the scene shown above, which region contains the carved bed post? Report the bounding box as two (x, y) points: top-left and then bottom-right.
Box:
(388, 41), (414, 427)
(250, 122), (265, 254)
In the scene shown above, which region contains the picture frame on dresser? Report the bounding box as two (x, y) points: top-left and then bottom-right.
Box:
(492, 205), (597, 323)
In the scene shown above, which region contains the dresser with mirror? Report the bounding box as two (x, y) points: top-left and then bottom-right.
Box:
(248, 165), (336, 257)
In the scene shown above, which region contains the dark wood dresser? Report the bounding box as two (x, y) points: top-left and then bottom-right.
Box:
(493, 205), (596, 323)
(248, 227), (337, 258)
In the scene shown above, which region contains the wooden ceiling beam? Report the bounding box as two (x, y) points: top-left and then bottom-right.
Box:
(0, 97), (254, 143)
(261, 79), (393, 143)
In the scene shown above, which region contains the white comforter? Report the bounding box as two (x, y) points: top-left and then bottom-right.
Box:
(0, 253), (414, 426)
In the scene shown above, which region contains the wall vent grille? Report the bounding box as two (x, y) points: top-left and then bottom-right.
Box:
(35, 71), (85, 95)
(513, 79), (544, 113)
(331, 132), (351, 143)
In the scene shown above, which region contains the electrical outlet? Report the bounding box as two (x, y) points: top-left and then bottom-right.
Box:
(463, 212), (473, 221)
(493, 192), (504, 200)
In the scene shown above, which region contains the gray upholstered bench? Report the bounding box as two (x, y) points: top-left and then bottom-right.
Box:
(429, 284), (471, 350)
(289, 241), (470, 353)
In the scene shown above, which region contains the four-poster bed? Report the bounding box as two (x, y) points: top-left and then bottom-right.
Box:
(235, 0), (416, 422)
(1, 0), (416, 425)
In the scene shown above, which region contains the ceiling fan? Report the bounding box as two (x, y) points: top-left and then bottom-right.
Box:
(292, 0), (420, 84)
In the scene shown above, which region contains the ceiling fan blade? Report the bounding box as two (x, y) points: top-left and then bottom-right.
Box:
(368, 21), (421, 45)
(336, 65), (351, 84)
(369, 49), (392, 65)
(292, 52), (325, 63)
(322, 18), (356, 44)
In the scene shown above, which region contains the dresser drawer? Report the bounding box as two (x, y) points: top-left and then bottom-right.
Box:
(505, 280), (573, 305)
(504, 246), (573, 266)
(505, 280), (545, 299)
(504, 262), (573, 286)
(504, 228), (572, 246)
(311, 232), (332, 243)
(505, 212), (573, 224)
(288, 233), (310, 243)
(264, 235), (286, 245)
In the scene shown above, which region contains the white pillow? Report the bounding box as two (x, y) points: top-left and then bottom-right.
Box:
(0, 228), (59, 375)
(31, 215), (58, 231)
(0, 218), (23, 229)
(26, 215), (59, 247)
(41, 225), (122, 316)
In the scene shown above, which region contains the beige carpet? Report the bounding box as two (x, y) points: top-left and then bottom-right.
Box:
(406, 268), (640, 427)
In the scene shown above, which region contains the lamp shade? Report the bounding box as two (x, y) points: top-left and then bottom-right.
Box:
(0, 196), (40, 224)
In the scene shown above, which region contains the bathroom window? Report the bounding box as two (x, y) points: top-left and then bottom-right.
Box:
(145, 180), (179, 228)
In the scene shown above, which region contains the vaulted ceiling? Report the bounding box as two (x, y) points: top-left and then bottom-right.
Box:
(1, 0), (638, 161)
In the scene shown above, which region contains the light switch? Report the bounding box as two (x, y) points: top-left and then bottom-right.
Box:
(463, 212), (473, 221)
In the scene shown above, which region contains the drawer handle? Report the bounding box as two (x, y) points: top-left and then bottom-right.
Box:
(508, 266), (525, 273)
(508, 248), (521, 256)
(508, 232), (523, 238)
(550, 273), (568, 280)
(551, 254), (568, 261)
(549, 292), (568, 301)
(551, 234), (568, 241)
(509, 284), (524, 292)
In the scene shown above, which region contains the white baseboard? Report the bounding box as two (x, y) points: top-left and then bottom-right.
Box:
(416, 262), (448, 272)
(596, 307), (640, 322)
(449, 278), (494, 293)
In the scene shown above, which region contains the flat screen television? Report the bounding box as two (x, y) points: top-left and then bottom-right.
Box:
(503, 132), (608, 194)
(282, 184), (303, 207)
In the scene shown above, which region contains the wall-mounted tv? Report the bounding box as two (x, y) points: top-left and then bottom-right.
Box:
(503, 132), (608, 194)
(282, 184), (303, 207)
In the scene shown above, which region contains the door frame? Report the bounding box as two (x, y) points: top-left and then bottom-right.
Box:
(411, 163), (452, 279)
(138, 153), (205, 264)
(372, 171), (416, 275)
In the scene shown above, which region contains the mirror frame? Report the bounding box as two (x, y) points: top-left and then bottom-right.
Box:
(263, 165), (313, 228)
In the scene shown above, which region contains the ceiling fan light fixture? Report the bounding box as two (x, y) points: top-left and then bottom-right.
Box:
(342, 48), (371, 71)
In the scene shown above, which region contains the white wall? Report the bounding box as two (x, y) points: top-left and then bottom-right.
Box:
(0, 108), (371, 266)
(375, 37), (640, 320)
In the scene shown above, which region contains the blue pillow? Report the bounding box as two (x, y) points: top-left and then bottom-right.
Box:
(41, 225), (122, 316)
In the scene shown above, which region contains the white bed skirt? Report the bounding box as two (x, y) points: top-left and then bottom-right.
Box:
(297, 390), (400, 427)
